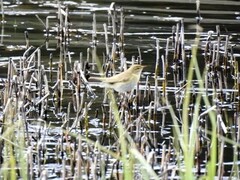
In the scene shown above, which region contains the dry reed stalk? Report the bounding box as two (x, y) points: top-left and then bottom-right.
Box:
(143, 76), (149, 105)
(92, 154), (97, 180)
(92, 13), (97, 71)
(84, 102), (89, 136)
(66, 102), (71, 129)
(25, 31), (29, 49)
(147, 150), (155, 168)
(62, 159), (66, 179)
(217, 139), (225, 179)
(27, 146), (33, 180)
(3, 63), (10, 107)
(136, 73), (140, 116)
(154, 38), (160, 115)
(160, 144), (166, 172)
(161, 111), (166, 136)
(120, 52), (127, 72)
(101, 105), (107, 130)
(100, 154), (107, 179)
(216, 25), (220, 67)
(49, 53), (53, 82)
(223, 35), (229, 75)
(64, 6), (69, 44)
(163, 38), (169, 101)
(76, 62), (81, 112)
(204, 31), (211, 87)
(229, 46), (235, 82)
(0, 0), (4, 23)
(237, 117), (240, 176)
(173, 23), (180, 86)
(230, 143), (240, 178)
(103, 23), (110, 60)
(180, 19), (185, 82)
(76, 134), (82, 180)
(0, 18), (3, 45)
(119, 8), (124, 53)
(211, 43), (216, 68)
(161, 55), (166, 102)
(70, 92), (85, 130)
(110, 3), (117, 63)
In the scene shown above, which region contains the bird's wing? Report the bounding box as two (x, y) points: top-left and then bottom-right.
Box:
(90, 70), (131, 83)
(104, 73), (130, 84)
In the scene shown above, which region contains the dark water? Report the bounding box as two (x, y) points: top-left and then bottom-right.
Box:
(1, 0), (240, 179)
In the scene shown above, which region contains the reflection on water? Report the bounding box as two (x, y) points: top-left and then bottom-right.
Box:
(0, 0), (240, 179)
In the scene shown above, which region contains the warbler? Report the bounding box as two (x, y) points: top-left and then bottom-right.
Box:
(91, 64), (145, 93)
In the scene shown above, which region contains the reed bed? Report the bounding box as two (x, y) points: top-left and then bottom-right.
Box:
(0, 0), (239, 179)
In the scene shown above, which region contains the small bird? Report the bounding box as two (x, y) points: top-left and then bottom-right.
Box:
(91, 64), (145, 93)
